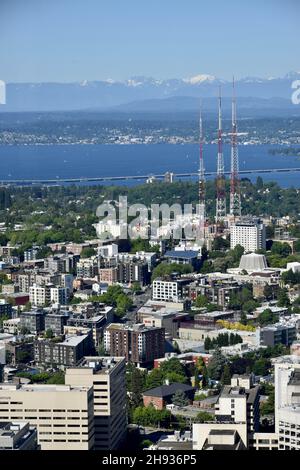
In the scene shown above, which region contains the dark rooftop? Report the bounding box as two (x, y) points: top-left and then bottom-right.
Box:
(164, 250), (199, 260)
(143, 382), (194, 398)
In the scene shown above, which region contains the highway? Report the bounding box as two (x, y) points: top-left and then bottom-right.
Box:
(1, 167), (300, 186)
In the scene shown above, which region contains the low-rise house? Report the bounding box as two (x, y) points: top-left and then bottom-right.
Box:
(143, 382), (195, 410)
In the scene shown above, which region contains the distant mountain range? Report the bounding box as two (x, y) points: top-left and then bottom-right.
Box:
(1, 72), (300, 112)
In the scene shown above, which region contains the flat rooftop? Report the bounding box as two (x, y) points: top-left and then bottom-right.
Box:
(220, 386), (247, 398)
(195, 311), (234, 318)
(107, 322), (162, 332)
(0, 383), (90, 393)
(69, 356), (124, 374)
(59, 335), (89, 346)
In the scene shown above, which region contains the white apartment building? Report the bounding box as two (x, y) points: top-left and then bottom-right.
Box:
(29, 284), (48, 306)
(152, 279), (179, 302)
(230, 217), (266, 253)
(0, 383), (94, 450)
(50, 286), (68, 305)
(29, 284), (68, 306)
(98, 243), (119, 258)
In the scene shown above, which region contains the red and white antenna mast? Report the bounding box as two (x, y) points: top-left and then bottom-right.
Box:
(215, 87), (226, 222)
(230, 77), (241, 217)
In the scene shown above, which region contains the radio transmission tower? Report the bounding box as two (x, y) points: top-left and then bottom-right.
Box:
(230, 77), (241, 217)
(198, 104), (205, 241)
(215, 88), (226, 222)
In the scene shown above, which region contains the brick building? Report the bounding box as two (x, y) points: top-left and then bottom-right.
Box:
(143, 383), (195, 410)
(104, 323), (165, 366)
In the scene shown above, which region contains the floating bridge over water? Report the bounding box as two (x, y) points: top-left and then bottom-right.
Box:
(1, 167), (300, 186)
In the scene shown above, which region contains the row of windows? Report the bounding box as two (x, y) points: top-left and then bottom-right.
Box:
(39, 439), (88, 443)
(0, 415), (88, 420)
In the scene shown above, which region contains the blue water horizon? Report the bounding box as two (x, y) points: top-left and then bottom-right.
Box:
(0, 143), (299, 188)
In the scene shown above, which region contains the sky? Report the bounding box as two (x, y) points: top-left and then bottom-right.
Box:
(0, 0), (299, 83)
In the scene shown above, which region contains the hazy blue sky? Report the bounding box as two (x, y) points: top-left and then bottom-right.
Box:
(0, 0), (299, 82)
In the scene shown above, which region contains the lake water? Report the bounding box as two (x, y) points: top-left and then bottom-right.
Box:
(0, 144), (299, 187)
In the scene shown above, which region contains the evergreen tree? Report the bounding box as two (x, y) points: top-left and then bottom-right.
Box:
(130, 367), (146, 408)
(146, 368), (164, 390)
(171, 390), (189, 407)
(221, 363), (232, 385)
(204, 337), (212, 351)
(195, 357), (209, 389)
(277, 288), (290, 307)
(207, 348), (227, 381)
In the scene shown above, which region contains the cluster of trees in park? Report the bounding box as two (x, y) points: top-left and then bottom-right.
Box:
(202, 343), (290, 385)
(281, 269), (300, 286)
(132, 404), (172, 428)
(204, 332), (243, 351)
(265, 241), (300, 269)
(75, 285), (133, 317)
(230, 343), (289, 376)
(151, 262), (193, 281)
(200, 244), (245, 274)
(257, 308), (278, 326)
(228, 284), (258, 313)
(193, 295), (222, 313)
(71, 289), (133, 318)
(80, 247), (97, 258)
(129, 238), (159, 254)
(228, 284), (291, 320)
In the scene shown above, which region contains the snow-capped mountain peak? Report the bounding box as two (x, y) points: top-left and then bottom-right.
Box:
(182, 74), (217, 85)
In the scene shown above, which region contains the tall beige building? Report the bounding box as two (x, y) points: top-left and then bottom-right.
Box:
(0, 383), (94, 450)
(65, 356), (127, 450)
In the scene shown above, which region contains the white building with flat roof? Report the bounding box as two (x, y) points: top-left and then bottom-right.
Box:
(230, 217), (266, 253)
(0, 383), (94, 450)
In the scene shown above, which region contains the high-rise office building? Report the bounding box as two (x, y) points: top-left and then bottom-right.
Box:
(65, 356), (127, 450)
(0, 382), (94, 450)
